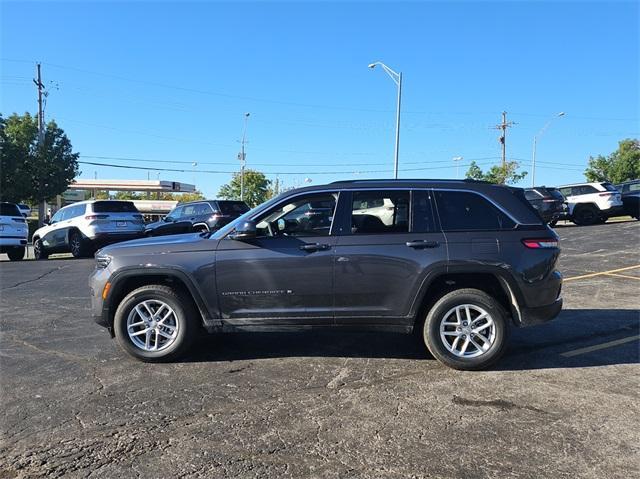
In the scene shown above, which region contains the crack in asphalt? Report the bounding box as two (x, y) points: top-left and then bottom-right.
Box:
(0, 266), (69, 290)
(452, 395), (549, 414)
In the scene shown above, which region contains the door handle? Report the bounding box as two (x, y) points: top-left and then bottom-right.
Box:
(300, 243), (330, 252)
(406, 240), (440, 249)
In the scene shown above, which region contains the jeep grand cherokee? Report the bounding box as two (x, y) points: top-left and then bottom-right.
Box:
(89, 179), (563, 370)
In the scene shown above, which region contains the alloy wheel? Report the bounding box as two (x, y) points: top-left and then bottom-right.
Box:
(126, 299), (179, 352)
(439, 304), (496, 358)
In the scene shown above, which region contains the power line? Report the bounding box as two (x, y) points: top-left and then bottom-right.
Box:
(78, 159), (498, 176)
(78, 154), (507, 167)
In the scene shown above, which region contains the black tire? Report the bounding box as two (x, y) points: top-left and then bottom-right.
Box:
(422, 288), (510, 371)
(69, 230), (92, 258)
(572, 205), (600, 226)
(113, 284), (199, 362)
(33, 238), (48, 260)
(548, 219), (558, 227)
(6, 247), (25, 261)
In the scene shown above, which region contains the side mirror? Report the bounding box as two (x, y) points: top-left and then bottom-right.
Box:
(229, 220), (257, 240)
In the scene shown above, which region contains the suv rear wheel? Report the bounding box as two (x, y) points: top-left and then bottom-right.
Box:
(6, 246), (25, 261)
(572, 205), (600, 226)
(33, 238), (48, 260)
(423, 289), (509, 371)
(69, 230), (92, 258)
(113, 284), (198, 362)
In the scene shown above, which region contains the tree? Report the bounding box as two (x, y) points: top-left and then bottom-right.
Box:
(465, 160), (527, 185)
(0, 113), (80, 216)
(218, 169), (272, 207)
(584, 139), (640, 183)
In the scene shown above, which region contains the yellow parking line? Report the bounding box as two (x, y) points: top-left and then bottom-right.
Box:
(564, 265), (640, 282)
(604, 273), (640, 281)
(561, 335), (640, 357)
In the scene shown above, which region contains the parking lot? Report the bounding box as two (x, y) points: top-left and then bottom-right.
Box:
(0, 220), (638, 478)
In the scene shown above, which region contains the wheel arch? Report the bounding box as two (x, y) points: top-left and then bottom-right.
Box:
(105, 268), (214, 333)
(412, 268), (523, 328)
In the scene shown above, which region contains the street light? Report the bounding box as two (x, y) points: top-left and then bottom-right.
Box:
(238, 113), (250, 201)
(452, 156), (463, 179)
(368, 61), (402, 179)
(531, 112), (565, 187)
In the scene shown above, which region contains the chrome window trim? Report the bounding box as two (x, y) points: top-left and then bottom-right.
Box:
(224, 185), (540, 238)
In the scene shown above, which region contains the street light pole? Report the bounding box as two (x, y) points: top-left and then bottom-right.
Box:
(238, 113), (250, 201)
(531, 112), (565, 187)
(453, 156), (463, 179)
(369, 62), (402, 179)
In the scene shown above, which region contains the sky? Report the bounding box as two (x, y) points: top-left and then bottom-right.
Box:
(1, 0), (638, 198)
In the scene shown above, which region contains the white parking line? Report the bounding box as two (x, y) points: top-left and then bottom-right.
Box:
(561, 335), (640, 357)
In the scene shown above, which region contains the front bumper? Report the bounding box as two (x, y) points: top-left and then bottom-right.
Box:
(89, 267), (112, 331)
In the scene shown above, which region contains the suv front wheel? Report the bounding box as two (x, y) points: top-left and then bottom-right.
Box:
(114, 284), (198, 362)
(423, 289), (509, 371)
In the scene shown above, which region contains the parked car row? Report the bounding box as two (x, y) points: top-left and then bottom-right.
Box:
(0, 198), (251, 261)
(524, 179), (639, 226)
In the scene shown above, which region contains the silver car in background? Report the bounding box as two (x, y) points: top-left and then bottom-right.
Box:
(32, 200), (145, 259)
(0, 202), (28, 261)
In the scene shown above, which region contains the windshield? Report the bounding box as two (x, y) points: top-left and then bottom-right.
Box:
(211, 194), (285, 239)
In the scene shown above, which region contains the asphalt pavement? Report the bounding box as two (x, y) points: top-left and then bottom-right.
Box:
(0, 220), (638, 478)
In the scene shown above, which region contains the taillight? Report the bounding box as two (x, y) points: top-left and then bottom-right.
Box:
(598, 192), (614, 197)
(85, 214), (109, 220)
(543, 199), (556, 203)
(522, 238), (558, 249)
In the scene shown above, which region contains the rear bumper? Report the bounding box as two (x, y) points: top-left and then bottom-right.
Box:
(89, 232), (144, 247)
(0, 237), (27, 248)
(519, 298), (563, 326)
(601, 205), (625, 217)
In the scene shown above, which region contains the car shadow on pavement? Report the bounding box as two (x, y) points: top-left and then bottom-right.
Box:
(183, 309), (639, 370)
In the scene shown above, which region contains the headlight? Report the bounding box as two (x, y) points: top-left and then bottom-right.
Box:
(95, 253), (112, 269)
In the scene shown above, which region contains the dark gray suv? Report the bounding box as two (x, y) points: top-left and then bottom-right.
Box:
(89, 179), (563, 370)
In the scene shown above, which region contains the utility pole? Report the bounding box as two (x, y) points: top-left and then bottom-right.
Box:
(494, 111), (515, 169)
(238, 113), (250, 201)
(33, 63), (47, 225)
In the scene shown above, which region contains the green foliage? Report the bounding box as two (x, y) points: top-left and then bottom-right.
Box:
(465, 160), (527, 185)
(84, 190), (205, 202)
(584, 139), (640, 183)
(218, 169), (272, 207)
(0, 113), (79, 203)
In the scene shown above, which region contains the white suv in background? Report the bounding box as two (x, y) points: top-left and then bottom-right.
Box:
(558, 182), (624, 225)
(32, 200), (145, 259)
(0, 202), (29, 261)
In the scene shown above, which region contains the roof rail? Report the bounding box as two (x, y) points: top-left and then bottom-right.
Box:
(329, 178), (493, 185)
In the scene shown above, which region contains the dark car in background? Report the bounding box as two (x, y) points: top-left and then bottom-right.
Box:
(144, 200), (250, 237)
(615, 180), (640, 220)
(524, 186), (566, 225)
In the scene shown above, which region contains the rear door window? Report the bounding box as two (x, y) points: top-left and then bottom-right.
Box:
(67, 204), (86, 218)
(218, 201), (250, 215)
(412, 191), (436, 233)
(351, 190), (410, 234)
(524, 190), (541, 201)
(434, 190), (515, 231)
(92, 201), (138, 213)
